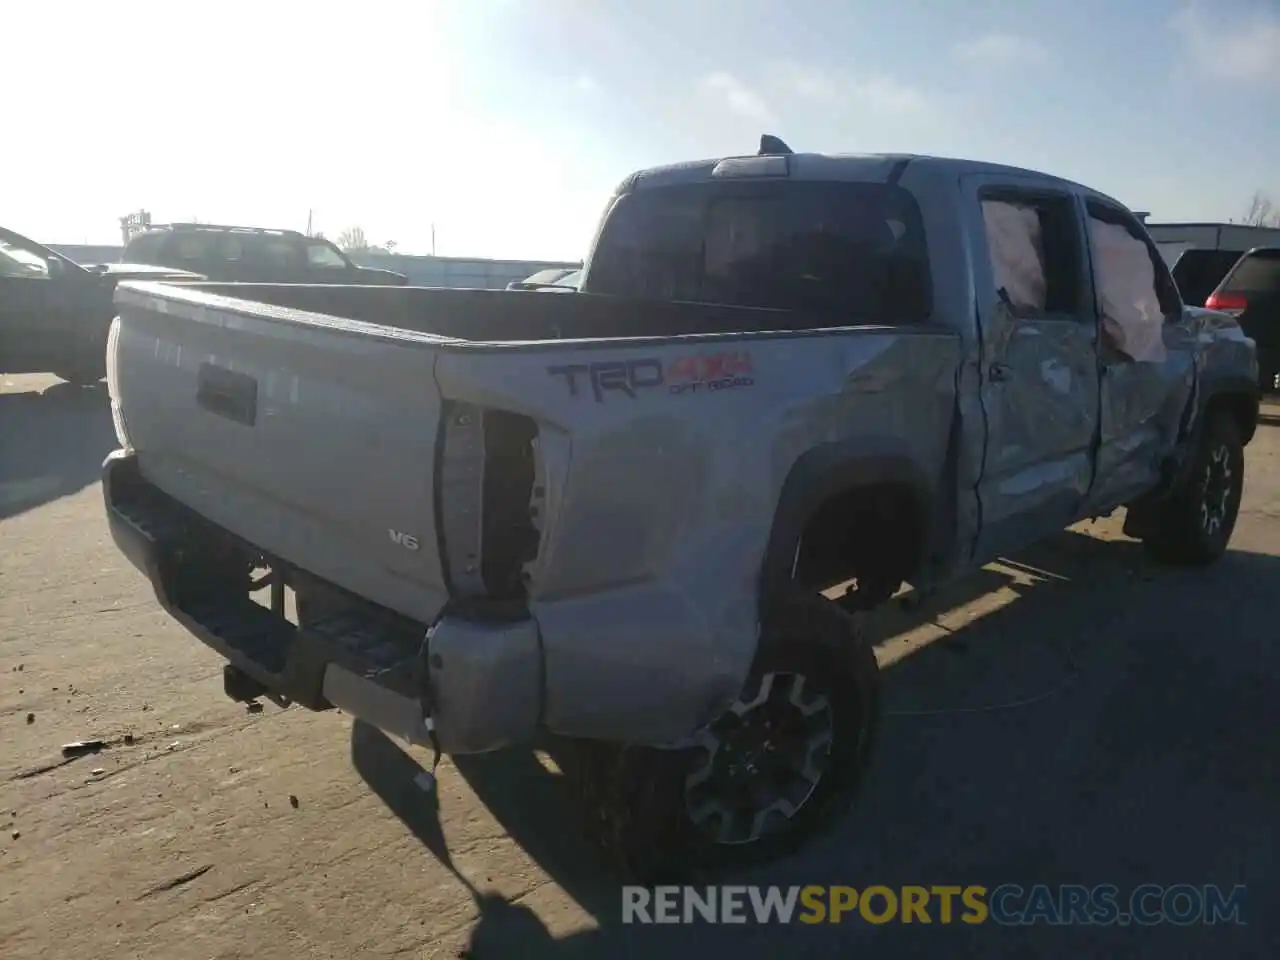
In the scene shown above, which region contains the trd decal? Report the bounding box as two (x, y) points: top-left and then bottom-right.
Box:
(548, 351), (755, 402)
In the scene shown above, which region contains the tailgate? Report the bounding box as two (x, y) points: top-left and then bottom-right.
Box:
(108, 282), (450, 625)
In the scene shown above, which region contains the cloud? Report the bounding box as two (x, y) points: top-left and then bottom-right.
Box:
(574, 74), (601, 94)
(700, 72), (776, 123)
(771, 62), (932, 116)
(954, 33), (1050, 68)
(1171, 4), (1280, 84)
(850, 75), (931, 115)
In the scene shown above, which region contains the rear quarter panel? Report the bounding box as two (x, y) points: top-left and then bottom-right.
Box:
(435, 327), (961, 740)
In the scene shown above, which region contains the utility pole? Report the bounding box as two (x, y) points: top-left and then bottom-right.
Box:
(431, 223), (437, 256)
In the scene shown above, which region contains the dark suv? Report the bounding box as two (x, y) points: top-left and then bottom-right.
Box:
(1206, 246), (1280, 391)
(122, 223), (407, 286)
(1, 224), (203, 383)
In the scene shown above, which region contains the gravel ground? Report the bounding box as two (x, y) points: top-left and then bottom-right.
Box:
(1, 373), (1277, 959)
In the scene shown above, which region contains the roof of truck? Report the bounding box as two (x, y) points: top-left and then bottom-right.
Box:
(130, 223), (308, 239)
(621, 152), (1123, 207)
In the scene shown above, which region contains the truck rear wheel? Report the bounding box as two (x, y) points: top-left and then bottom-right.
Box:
(1142, 410), (1244, 566)
(576, 595), (881, 883)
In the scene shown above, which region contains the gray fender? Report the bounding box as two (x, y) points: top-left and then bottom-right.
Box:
(758, 438), (936, 614)
(1123, 371), (1259, 539)
(1198, 372), (1260, 445)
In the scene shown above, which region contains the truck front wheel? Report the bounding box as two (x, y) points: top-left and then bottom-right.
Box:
(576, 595), (881, 883)
(1142, 410), (1245, 566)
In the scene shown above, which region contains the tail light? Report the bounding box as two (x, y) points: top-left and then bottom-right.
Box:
(1205, 292), (1248, 316)
(437, 403), (542, 602)
(105, 315), (134, 451)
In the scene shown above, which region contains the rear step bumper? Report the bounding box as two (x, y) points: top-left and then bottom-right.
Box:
(101, 449), (542, 755)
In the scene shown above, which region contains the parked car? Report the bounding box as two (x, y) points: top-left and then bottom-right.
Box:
(1147, 222), (1280, 310)
(100, 137), (1257, 882)
(1205, 246), (1280, 391)
(122, 223), (408, 286)
(506, 267), (582, 291)
(0, 225), (202, 383)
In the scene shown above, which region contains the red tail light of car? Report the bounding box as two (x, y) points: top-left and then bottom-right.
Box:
(1205, 291), (1248, 315)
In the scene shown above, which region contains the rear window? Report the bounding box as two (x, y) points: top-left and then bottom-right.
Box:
(174, 231), (225, 263)
(252, 236), (304, 270)
(1171, 249), (1245, 307)
(123, 233), (165, 264)
(585, 180), (931, 321)
(1219, 248), (1280, 295)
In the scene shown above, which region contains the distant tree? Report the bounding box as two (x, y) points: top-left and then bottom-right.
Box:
(336, 226), (369, 251)
(335, 226), (400, 255)
(1243, 191), (1280, 227)
(335, 225), (399, 256)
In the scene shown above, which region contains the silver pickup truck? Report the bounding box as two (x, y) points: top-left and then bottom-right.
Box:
(101, 140), (1258, 881)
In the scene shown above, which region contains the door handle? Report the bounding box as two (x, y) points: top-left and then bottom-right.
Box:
(988, 362), (1013, 382)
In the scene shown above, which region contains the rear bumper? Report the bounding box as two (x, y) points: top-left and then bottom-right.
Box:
(102, 449), (541, 755)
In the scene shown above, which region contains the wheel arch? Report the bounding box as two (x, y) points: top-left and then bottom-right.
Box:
(758, 438), (936, 616)
(1200, 374), (1259, 446)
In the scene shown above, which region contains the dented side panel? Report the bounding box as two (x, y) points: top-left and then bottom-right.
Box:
(974, 315), (1101, 559)
(959, 173), (1102, 564)
(1089, 307), (1256, 513)
(434, 329), (961, 743)
(1089, 321), (1197, 513)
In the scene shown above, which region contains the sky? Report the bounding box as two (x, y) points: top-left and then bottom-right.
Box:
(5, 0), (1280, 261)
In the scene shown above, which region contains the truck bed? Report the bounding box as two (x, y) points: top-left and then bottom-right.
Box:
(162, 281), (865, 341)
(108, 281), (861, 628)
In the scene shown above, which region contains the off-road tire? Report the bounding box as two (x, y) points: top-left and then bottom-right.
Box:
(1142, 410), (1244, 566)
(575, 594), (881, 883)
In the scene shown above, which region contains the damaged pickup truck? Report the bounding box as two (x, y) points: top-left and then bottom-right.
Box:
(101, 139), (1258, 881)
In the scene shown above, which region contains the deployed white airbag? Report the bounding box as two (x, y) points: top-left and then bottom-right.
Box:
(982, 200), (1047, 312)
(1088, 218), (1167, 363)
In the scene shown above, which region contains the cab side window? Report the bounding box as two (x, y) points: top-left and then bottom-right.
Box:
(980, 193), (1083, 318)
(1086, 201), (1177, 364)
(1086, 201), (1180, 316)
(0, 238), (51, 278)
(175, 232), (220, 269)
(256, 237), (304, 273)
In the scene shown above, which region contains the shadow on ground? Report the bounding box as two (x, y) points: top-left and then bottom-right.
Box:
(0, 380), (113, 521)
(354, 529), (1279, 958)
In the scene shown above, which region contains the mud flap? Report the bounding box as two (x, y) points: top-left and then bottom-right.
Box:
(411, 624), (444, 792)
